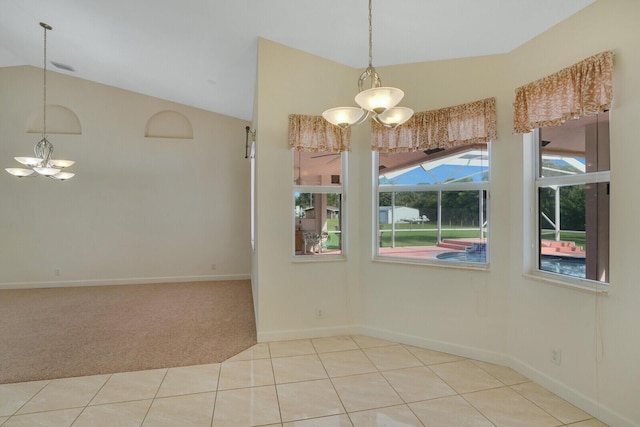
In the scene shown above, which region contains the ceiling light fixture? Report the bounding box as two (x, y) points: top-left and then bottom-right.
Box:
(5, 22), (76, 180)
(322, 0), (413, 130)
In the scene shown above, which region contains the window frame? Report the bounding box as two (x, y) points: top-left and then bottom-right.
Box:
(528, 127), (610, 291)
(372, 147), (491, 269)
(292, 152), (347, 261)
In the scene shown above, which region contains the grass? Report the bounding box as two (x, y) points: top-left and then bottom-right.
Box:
(379, 228), (484, 247)
(325, 219), (585, 251)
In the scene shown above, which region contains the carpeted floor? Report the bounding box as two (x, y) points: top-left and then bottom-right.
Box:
(0, 280), (256, 384)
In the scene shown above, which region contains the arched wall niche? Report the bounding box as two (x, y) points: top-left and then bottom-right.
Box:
(144, 110), (194, 139)
(27, 104), (82, 135)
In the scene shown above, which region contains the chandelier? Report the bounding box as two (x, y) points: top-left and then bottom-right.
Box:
(5, 22), (76, 180)
(322, 0), (413, 130)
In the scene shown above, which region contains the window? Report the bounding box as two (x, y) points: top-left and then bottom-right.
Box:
(534, 112), (609, 284)
(293, 150), (344, 257)
(375, 144), (489, 265)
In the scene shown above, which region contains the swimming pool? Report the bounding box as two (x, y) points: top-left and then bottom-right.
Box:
(539, 255), (586, 278)
(437, 250), (586, 279)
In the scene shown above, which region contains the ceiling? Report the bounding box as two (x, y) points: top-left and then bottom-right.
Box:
(0, 0), (595, 122)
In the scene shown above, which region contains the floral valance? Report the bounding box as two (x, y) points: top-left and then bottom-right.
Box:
(513, 51), (614, 134)
(288, 114), (351, 152)
(371, 97), (497, 153)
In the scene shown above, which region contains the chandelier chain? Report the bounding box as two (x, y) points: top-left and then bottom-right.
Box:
(42, 23), (48, 137)
(368, 0), (373, 68)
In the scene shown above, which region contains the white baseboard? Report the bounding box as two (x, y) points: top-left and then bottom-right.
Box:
(510, 357), (638, 427)
(359, 326), (510, 366)
(0, 274), (251, 290)
(359, 326), (637, 427)
(257, 324), (359, 342)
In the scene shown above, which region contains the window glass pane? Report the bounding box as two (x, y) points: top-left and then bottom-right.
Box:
(538, 182), (609, 282)
(295, 192), (342, 255)
(379, 145), (488, 187)
(294, 150), (341, 185)
(378, 190), (487, 264)
(539, 112), (609, 177)
(536, 111), (610, 285)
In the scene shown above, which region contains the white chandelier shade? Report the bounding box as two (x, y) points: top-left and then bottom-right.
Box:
(50, 159), (75, 168)
(52, 171), (75, 180)
(354, 86), (405, 115)
(15, 157), (43, 167)
(13, 156), (75, 169)
(375, 106), (414, 128)
(5, 168), (35, 177)
(33, 166), (61, 176)
(321, 107), (367, 130)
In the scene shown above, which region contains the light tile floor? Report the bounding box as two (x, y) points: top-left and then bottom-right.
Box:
(0, 335), (609, 426)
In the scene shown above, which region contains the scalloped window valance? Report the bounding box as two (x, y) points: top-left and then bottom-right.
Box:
(288, 114), (351, 152)
(371, 97), (496, 153)
(513, 51), (614, 134)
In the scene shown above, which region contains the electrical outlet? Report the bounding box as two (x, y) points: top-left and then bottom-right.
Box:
(54, 268), (61, 276)
(211, 263), (217, 270)
(316, 309), (323, 319)
(551, 348), (562, 366)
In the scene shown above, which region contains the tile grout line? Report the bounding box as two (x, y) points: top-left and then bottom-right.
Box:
(310, 338), (351, 425)
(5, 379), (50, 419)
(70, 373), (111, 426)
(210, 361), (223, 427)
(459, 360), (572, 424)
(16, 373), (114, 425)
(361, 344), (427, 427)
(330, 337), (419, 425)
(267, 341), (285, 426)
(432, 358), (510, 423)
(507, 382), (591, 426)
(393, 346), (501, 426)
(134, 368), (169, 427)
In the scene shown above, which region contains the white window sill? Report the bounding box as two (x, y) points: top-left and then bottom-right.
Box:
(292, 254), (347, 263)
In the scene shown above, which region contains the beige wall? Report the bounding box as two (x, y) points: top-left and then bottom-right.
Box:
(0, 66), (252, 287)
(505, 1), (640, 425)
(358, 53), (512, 359)
(253, 39), (362, 339)
(253, 0), (640, 425)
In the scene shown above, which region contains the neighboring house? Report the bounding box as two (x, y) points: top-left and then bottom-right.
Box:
(379, 206), (419, 224)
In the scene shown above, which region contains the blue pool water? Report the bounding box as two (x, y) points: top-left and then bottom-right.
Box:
(539, 256), (586, 278)
(437, 243), (586, 278)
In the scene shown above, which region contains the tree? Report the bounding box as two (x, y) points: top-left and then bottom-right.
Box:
(327, 193), (340, 208)
(561, 185), (585, 231)
(539, 185), (586, 232)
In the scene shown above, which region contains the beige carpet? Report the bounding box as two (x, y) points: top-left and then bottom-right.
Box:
(0, 280), (256, 384)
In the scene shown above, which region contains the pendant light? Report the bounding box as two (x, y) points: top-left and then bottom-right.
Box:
(5, 22), (76, 180)
(322, 0), (413, 130)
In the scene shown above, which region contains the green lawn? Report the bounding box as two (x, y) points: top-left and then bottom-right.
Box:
(379, 228), (484, 247)
(326, 219), (584, 250)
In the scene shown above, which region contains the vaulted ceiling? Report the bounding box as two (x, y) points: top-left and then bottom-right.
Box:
(0, 0), (595, 121)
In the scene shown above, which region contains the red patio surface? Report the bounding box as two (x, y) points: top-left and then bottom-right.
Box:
(379, 238), (586, 260)
(540, 239), (585, 258)
(379, 238), (486, 259)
